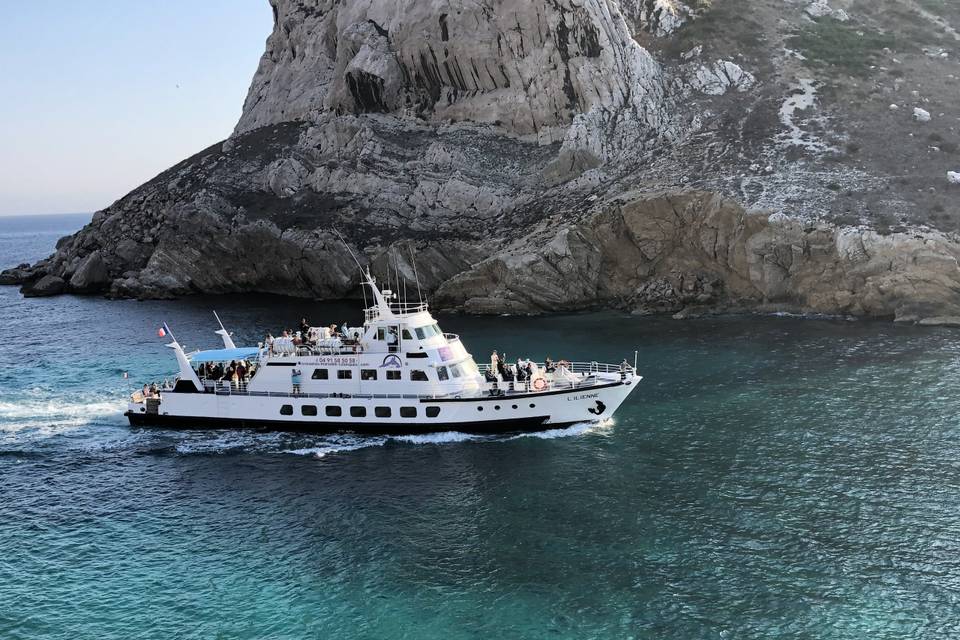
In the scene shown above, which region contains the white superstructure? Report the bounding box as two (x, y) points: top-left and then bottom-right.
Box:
(126, 271), (642, 434)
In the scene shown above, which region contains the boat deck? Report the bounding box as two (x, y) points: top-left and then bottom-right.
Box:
(152, 361), (632, 401)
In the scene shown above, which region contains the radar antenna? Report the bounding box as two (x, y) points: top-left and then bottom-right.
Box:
(332, 227), (368, 310)
(408, 243), (424, 304)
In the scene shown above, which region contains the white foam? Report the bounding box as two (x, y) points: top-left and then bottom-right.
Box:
(0, 397), (122, 439)
(508, 421), (603, 440)
(175, 430), (285, 455)
(392, 431), (489, 445)
(282, 436), (387, 458)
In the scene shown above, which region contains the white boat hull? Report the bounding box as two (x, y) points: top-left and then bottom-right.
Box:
(126, 375), (641, 434)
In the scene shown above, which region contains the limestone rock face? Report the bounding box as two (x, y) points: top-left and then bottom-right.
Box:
(434, 192), (960, 321)
(5, 0), (960, 323)
(237, 0), (680, 164)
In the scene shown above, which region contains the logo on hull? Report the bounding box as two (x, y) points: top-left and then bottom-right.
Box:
(587, 400), (606, 416)
(380, 354), (403, 368)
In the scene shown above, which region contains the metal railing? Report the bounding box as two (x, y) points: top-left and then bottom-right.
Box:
(364, 302), (429, 322)
(133, 361), (633, 403)
(479, 361), (632, 376)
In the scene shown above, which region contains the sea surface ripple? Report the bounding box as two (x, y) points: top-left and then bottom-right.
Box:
(2, 215), (960, 639)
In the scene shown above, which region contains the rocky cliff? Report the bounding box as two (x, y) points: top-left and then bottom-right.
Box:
(5, 0), (960, 323)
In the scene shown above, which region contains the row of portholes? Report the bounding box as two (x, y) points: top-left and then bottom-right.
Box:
(478, 403), (536, 412)
(280, 404), (441, 419)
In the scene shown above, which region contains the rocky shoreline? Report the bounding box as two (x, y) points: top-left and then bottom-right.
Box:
(6, 188), (960, 326)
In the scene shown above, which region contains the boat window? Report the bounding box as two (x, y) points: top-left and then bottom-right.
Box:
(375, 406), (391, 418)
(280, 404), (293, 416)
(326, 406), (342, 417)
(350, 406), (366, 418)
(437, 366), (449, 381)
(410, 370), (428, 382)
(311, 369), (328, 380)
(361, 369), (377, 381)
(337, 369), (353, 380)
(377, 326), (400, 351)
(386, 370), (401, 380)
(400, 407), (417, 418)
(414, 324), (441, 340)
(301, 405), (317, 416)
(450, 364), (462, 378)
(402, 329), (413, 340)
(425, 406), (441, 418)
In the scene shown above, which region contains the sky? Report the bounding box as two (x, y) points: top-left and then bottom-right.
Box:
(0, 1), (273, 216)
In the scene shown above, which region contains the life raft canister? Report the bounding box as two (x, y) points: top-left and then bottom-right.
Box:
(533, 377), (548, 391)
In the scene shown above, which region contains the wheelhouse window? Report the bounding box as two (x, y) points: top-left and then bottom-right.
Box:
(361, 369), (377, 381)
(377, 326), (400, 352)
(410, 370), (428, 382)
(375, 406), (391, 418)
(337, 369), (353, 380)
(437, 366), (449, 381)
(312, 369), (328, 380)
(400, 407), (417, 418)
(448, 361), (480, 379)
(325, 406), (342, 417)
(301, 405), (317, 416)
(402, 329), (413, 340)
(350, 406), (366, 418)
(280, 404), (293, 416)
(425, 406), (441, 418)
(386, 370), (401, 380)
(413, 324), (442, 340)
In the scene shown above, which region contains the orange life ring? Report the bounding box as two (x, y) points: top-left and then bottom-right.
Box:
(533, 378), (548, 391)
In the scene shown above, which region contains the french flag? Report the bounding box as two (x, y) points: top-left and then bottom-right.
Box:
(158, 322), (171, 338)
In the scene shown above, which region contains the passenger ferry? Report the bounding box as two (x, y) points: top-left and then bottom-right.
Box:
(126, 271), (642, 434)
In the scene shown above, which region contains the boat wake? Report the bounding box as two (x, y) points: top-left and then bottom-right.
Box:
(0, 393), (123, 441)
(278, 421), (604, 458)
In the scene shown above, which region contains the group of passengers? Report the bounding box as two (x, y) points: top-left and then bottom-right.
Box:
(486, 351), (571, 385)
(197, 360), (255, 388)
(264, 317), (365, 355)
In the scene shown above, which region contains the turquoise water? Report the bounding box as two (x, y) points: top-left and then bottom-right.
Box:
(2, 215), (960, 638)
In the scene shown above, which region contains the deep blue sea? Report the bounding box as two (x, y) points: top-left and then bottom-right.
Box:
(2, 214), (960, 639)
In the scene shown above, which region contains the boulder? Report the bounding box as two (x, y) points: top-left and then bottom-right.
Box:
(22, 275), (66, 297)
(69, 251), (110, 292)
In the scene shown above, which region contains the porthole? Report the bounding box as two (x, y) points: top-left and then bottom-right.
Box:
(529, 403), (536, 409)
(477, 406), (483, 412)
(494, 405), (501, 410)
(512, 405), (518, 409)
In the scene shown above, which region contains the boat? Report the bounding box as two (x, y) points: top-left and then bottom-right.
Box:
(125, 270), (642, 434)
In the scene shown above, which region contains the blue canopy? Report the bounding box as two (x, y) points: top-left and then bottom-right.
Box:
(189, 347), (260, 364)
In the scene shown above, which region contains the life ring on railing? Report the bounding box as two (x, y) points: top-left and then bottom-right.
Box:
(533, 378), (548, 391)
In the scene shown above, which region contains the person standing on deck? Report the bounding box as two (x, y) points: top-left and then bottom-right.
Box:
(291, 368), (302, 395)
(491, 350), (500, 375)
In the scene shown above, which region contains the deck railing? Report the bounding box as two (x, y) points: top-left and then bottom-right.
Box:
(139, 361), (634, 403)
(364, 301), (429, 322)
